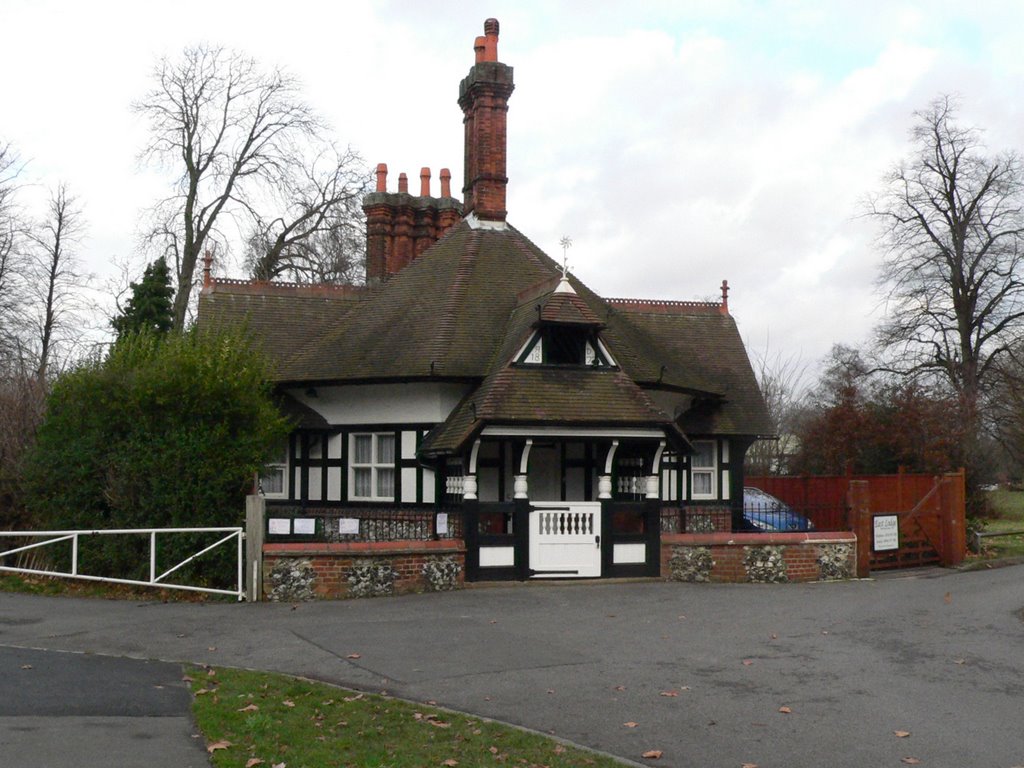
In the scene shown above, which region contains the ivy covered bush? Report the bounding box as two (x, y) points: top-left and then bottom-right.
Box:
(22, 328), (289, 585)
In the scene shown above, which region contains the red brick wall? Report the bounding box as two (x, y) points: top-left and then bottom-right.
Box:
(263, 540), (465, 599)
(661, 532), (857, 584)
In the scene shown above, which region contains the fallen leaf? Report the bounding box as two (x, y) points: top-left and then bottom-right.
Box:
(624, 722), (639, 728)
(194, 688), (211, 696)
(742, 660), (754, 666)
(769, 633), (778, 640)
(680, 686), (691, 691)
(641, 750), (663, 759)
(901, 758), (921, 765)
(554, 745), (565, 754)
(742, 764), (759, 768)
(245, 759), (265, 768)
(778, 706), (792, 714)
(443, 760), (459, 766)
(894, 731), (911, 738)
(429, 719), (451, 729)
(944, 592), (952, 604)
(659, 690), (679, 697)
(238, 704), (259, 713)
(272, 763), (286, 768)
(20, 665), (32, 670)
(206, 740), (231, 753)
(489, 746), (499, 754)
(489, 619), (498, 624)
(282, 700), (295, 708)
(207, 646), (217, 652)
(181, 675), (193, 683)
(343, 693), (364, 702)
(614, 685), (627, 691)
(821, 630), (829, 635)
(677, 614), (686, 619)
(546, 689), (555, 694)
(346, 653), (361, 659)
(954, 658), (966, 665)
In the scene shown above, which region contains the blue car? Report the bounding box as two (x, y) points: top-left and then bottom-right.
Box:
(743, 487), (815, 532)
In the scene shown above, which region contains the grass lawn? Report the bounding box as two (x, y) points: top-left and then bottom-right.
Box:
(979, 489), (1024, 558)
(188, 666), (630, 768)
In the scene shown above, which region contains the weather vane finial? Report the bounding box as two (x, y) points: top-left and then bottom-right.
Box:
(559, 235), (572, 277)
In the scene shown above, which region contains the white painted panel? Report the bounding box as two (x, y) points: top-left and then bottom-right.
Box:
(722, 440), (730, 464)
(288, 382), (470, 425)
(327, 467), (342, 501)
(401, 431), (417, 460)
(479, 546), (515, 567)
(327, 434), (342, 459)
(614, 543), (647, 564)
(307, 467), (322, 501)
(722, 469), (731, 501)
(422, 468), (436, 503)
(401, 467), (417, 503)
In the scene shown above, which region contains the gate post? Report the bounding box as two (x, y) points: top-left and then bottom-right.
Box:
(245, 495), (265, 601)
(848, 480), (871, 578)
(939, 471), (966, 567)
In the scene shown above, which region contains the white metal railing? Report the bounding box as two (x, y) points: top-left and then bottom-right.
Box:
(0, 527), (245, 601)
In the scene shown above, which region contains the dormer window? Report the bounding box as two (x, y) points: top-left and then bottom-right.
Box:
(515, 327), (614, 367)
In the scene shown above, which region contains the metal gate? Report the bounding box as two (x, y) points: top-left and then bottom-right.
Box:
(0, 527), (245, 600)
(529, 502), (601, 578)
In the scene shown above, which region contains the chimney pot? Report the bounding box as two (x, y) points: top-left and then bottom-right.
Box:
(440, 168), (452, 198)
(398, 172), (408, 194)
(720, 279), (730, 314)
(375, 163), (388, 192)
(420, 167), (431, 197)
(483, 18), (499, 61)
(474, 35), (486, 63)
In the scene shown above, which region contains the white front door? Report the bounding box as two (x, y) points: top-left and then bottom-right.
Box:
(529, 501), (602, 578)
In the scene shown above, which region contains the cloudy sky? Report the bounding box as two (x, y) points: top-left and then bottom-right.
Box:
(4, 0), (1024, 367)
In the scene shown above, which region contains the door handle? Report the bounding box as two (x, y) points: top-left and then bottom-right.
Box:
(595, 535), (601, 548)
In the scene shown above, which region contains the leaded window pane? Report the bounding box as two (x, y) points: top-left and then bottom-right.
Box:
(354, 468), (372, 497)
(377, 467), (395, 498)
(354, 435), (372, 464)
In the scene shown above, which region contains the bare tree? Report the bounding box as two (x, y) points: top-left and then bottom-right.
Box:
(243, 145), (368, 283)
(134, 45), (367, 329)
(745, 341), (808, 475)
(25, 184), (87, 379)
(0, 143), (27, 363)
(868, 96), (1024, 445)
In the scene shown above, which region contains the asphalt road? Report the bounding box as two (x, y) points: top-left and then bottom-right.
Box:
(0, 645), (208, 768)
(1, 566), (1023, 768)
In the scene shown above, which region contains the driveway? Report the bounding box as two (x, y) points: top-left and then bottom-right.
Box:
(1, 566), (1022, 767)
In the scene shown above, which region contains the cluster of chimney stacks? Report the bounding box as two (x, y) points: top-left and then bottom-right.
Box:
(364, 19), (514, 284)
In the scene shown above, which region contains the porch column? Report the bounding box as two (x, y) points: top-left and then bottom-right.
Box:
(514, 439), (532, 500)
(599, 440), (619, 500)
(464, 438), (482, 500)
(645, 440), (666, 499)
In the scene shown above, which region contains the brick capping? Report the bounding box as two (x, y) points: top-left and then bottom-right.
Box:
(663, 532), (857, 546)
(203, 277), (365, 298)
(607, 298), (727, 316)
(265, 539), (464, 555)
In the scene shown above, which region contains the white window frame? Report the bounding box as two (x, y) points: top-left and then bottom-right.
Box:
(259, 444), (288, 499)
(690, 440), (717, 500)
(349, 432), (396, 501)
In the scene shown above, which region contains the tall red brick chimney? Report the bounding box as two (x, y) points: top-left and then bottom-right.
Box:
(459, 18), (515, 223)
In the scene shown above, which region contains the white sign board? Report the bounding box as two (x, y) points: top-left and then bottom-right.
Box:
(873, 514), (900, 552)
(293, 518), (316, 535)
(338, 518), (360, 535)
(268, 518), (291, 535)
(436, 512), (449, 536)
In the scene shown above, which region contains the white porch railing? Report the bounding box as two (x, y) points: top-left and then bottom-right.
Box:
(0, 527), (245, 600)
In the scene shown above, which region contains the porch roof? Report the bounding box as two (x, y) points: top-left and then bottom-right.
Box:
(418, 366), (688, 458)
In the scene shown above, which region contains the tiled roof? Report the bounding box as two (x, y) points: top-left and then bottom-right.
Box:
(198, 219), (773, 446)
(419, 366), (688, 456)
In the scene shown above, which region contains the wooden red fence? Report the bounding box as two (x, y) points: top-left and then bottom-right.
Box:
(746, 470), (966, 574)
